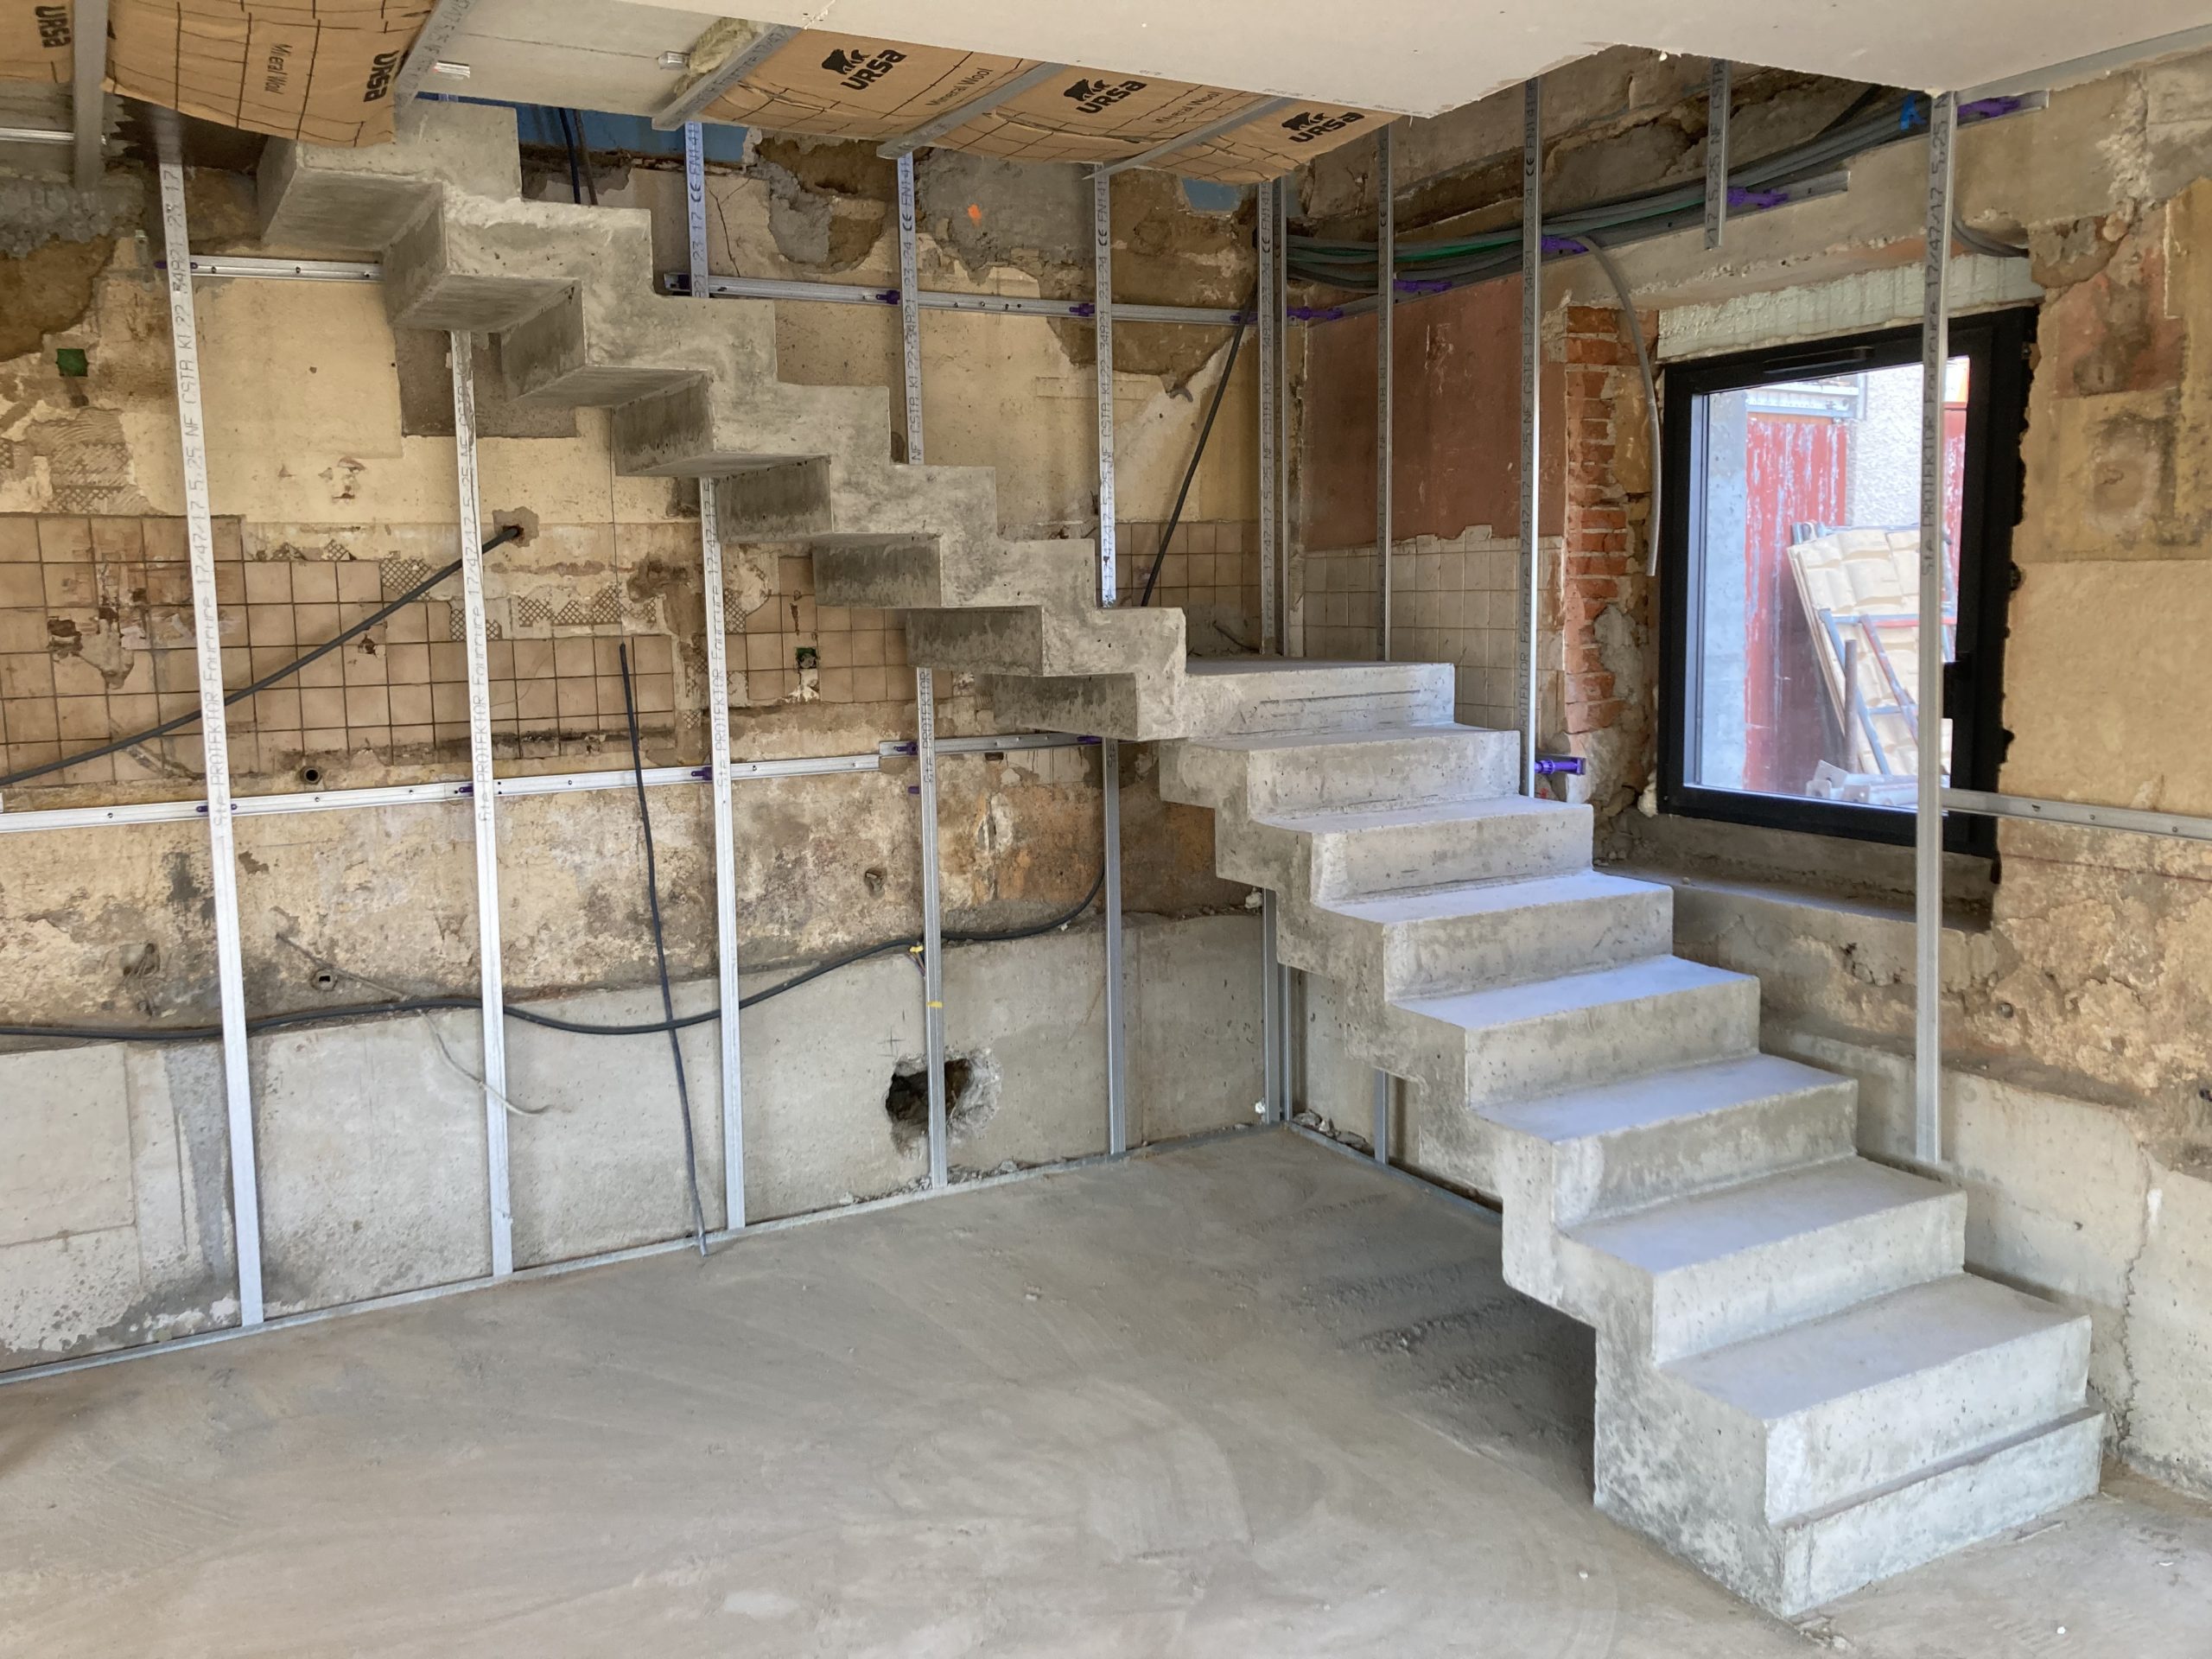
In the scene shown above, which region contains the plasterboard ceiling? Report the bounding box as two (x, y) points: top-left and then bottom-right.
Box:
(443, 0), (2210, 122)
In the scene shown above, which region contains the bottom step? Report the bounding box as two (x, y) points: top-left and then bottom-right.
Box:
(1603, 1406), (2102, 1617)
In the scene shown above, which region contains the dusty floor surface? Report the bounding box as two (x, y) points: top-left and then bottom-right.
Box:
(2, 1129), (2208, 1657)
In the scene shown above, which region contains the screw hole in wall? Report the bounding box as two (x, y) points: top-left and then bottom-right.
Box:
(299, 765), (324, 787)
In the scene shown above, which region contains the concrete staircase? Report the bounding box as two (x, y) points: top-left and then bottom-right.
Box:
(1159, 722), (2102, 1614)
(257, 101), (2101, 1617)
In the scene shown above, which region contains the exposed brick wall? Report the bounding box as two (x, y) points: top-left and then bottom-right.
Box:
(1555, 303), (1656, 811)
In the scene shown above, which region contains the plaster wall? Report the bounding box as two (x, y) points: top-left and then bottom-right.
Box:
(1, 910), (1262, 1369)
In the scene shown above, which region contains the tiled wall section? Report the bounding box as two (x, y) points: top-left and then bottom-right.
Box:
(0, 514), (920, 802)
(1299, 525), (1564, 734)
(1116, 520), (1260, 657)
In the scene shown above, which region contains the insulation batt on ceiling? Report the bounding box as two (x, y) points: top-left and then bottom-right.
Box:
(2, 3), (1392, 175)
(686, 26), (1395, 181)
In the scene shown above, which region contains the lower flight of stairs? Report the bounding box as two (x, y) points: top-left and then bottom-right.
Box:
(255, 101), (2101, 1618)
(1159, 678), (2102, 1616)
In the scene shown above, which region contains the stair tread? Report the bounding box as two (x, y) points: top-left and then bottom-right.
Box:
(1662, 1273), (2088, 1423)
(1324, 869), (1659, 926)
(1485, 1053), (1846, 1145)
(1258, 792), (1577, 837)
(1397, 954), (1747, 1032)
(1568, 1156), (1955, 1275)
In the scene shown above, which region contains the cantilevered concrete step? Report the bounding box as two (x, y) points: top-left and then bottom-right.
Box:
(1243, 794), (1592, 900)
(1661, 1273), (2094, 1523)
(1490, 1052), (1858, 1230)
(1179, 658), (1454, 735)
(813, 537), (1097, 613)
(1283, 871), (1672, 1001)
(904, 605), (1185, 679)
(1393, 956), (1760, 1109)
(1161, 724), (1519, 816)
(1561, 1158), (1964, 1362)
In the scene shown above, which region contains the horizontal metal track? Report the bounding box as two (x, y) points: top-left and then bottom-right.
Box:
(1943, 787), (2212, 845)
(175, 255), (1242, 326)
(0, 735), (1088, 836)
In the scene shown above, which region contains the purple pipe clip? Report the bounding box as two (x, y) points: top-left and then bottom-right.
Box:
(874, 288), (901, 305)
(1959, 96), (2023, 122)
(1541, 235), (1587, 257)
(1727, 186), (1789, 211)
(1532, 755), (1586, 777)
(1287, 304), (1347, 321)
(1395, 277), (1452, 296)
(1068, 301), (1096, 318)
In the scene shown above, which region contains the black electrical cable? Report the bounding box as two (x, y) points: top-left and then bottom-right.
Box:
(619, 641), (708, 1256)
(0, 867), (1109, 1047)
(0, 526), (524, 791)
(555, 107), (585, 205)
(569, 110), (600, 206)
(1138, 307), (1251, 609)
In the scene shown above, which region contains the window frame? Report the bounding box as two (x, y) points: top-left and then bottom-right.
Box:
(1656, 308), (2034, 852)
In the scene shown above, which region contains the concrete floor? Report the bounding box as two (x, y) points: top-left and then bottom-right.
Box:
(3, 1130), (2207, 1657)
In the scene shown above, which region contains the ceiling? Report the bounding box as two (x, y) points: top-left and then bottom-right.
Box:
(440, 0), (2212, 122)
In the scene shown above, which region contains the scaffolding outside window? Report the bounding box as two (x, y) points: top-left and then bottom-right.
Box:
(1657, 312), (2033, 849)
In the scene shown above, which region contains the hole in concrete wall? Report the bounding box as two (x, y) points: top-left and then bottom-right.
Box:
(883, 1048), (1001, 1154)
(298, 764), (324, 787)
(310, 968), (337, 993)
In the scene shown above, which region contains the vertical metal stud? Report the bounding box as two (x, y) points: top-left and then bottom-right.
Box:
(1519, 79), (1544, 799)
(449, 327), (512, 1276)
(72, 0), (107, 192)
(1272, 179), (1290, 656)
(1261, 890), (1284, 1122)
(158, 160), (263, 1327)
(1257, 178), (1279, 655)
(1092, 164), (1128, 1151)
(690, 121), (747, 1230)
(1705, 60), (1732, 251)
(899, 151), (950, 1192)
(1376, 124), (1395, 662)
(1103, 738), (1128, 1154)
(1093, 168), (1117, 605)
(1914, 92), (1957, 1168)
(1372, 1070), (1390, 1166)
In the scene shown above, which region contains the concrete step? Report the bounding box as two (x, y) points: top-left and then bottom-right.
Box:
(1490, 1053), (1858, 1230)
(1394, 955), (1761, 1109)
(1564, 1157), (1965, 1363)
(982, 671), (1180, 742)
(502, 287), (777, 406)
(1160, 724), (1520, 816)
(1765, 1407), (2102, 1613)
(1247, 794), (1592, 900)
(259, 101), (521, 254)
(815, 537), (1098, 613)
(383, 191), (652, 333)
(1179, 658), (1455, 736)
(1662, 1274), (2094, 1523)
(1286, 871), (1673, 1000)
(905, 606), (1185, 679)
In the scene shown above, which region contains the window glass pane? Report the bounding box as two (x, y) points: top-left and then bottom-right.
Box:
(1689, 357), (1967, 808)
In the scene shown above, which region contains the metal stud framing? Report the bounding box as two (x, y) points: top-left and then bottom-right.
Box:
(1257, 181), (1279, 655)
(1261, 891), (1285, 1122)
(158, 161), (264, 1328)
(1098, 95), (1294, 177)
(392, 0), (480, 111)
(72, 0), (107, 191)
(1371, 1071), (1391, 1166)
(878, 61), (1066, 159)
(690, 121), (747, 1230)
(1376, 123), (1395, 662)
(448, 330), (513, 1276)
(1094, 163), (1128, 1154)
(1705, 60), (1732, 250)
(1519, 79), (1544, 798)
(1272, 181), (1290, 654)
(1914, 92), (1958, 1168)
(895, 152), (950, 1192)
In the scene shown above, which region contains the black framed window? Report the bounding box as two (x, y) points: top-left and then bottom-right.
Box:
(1657, 310), (2031, 849)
